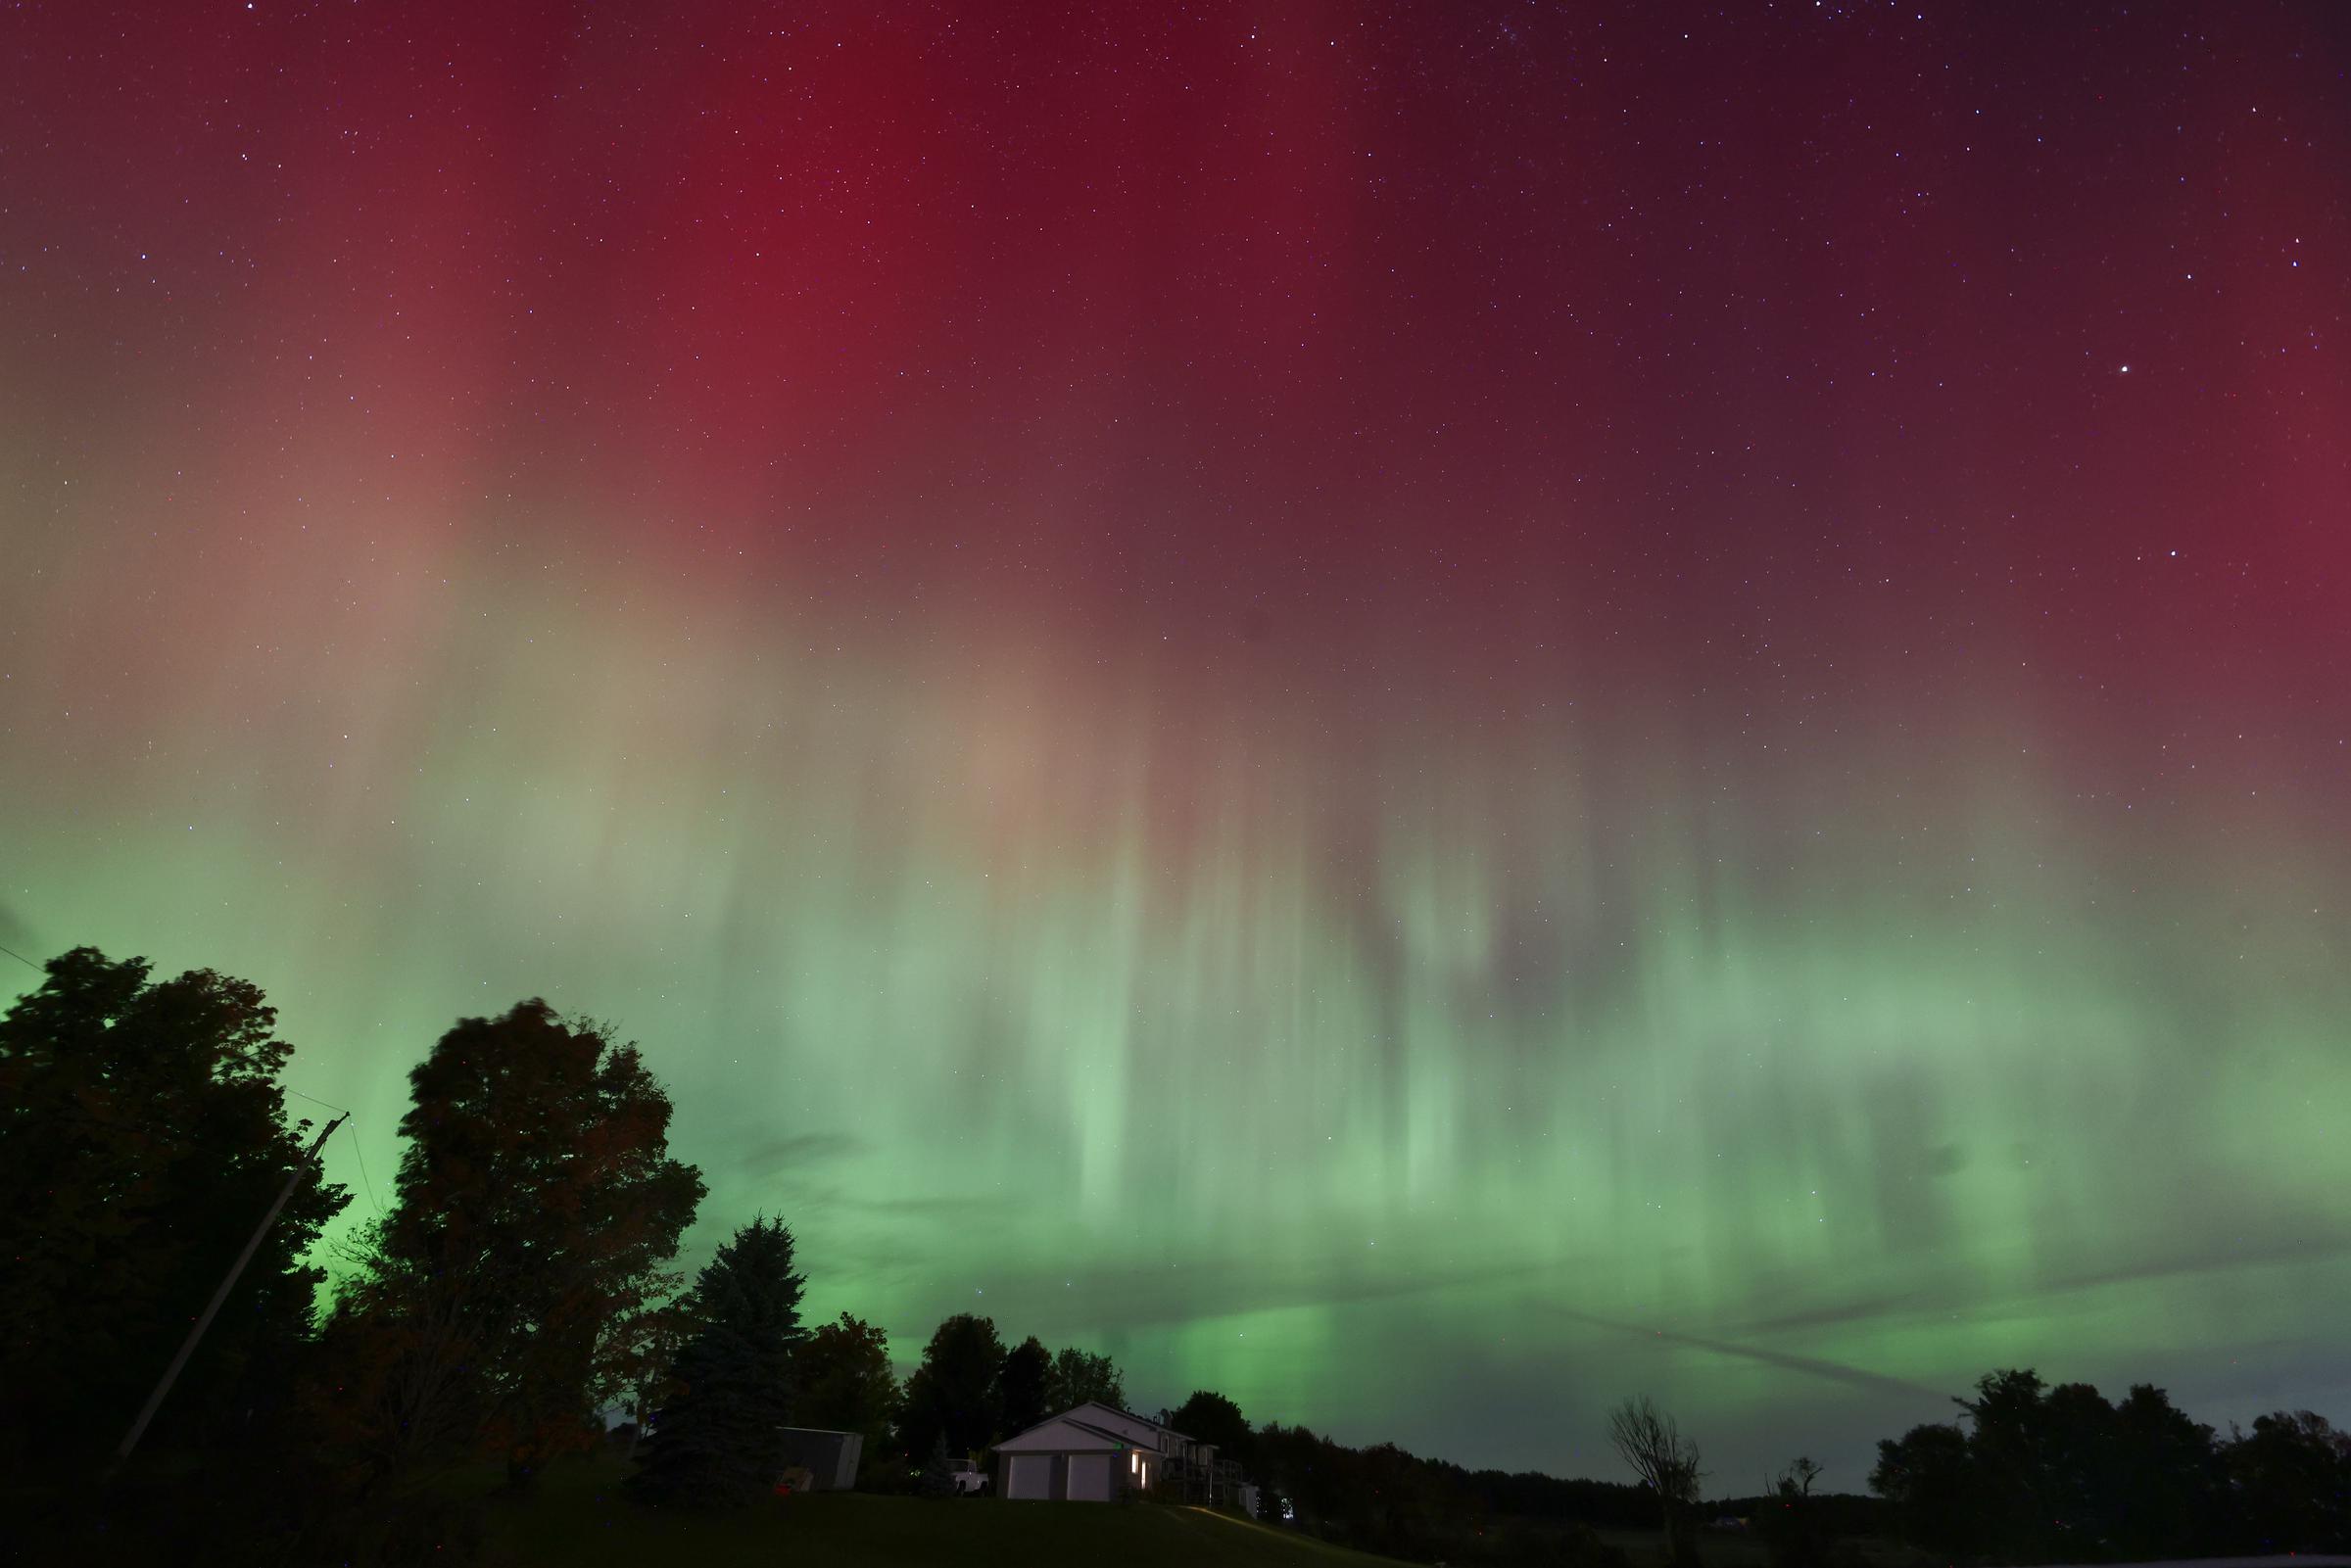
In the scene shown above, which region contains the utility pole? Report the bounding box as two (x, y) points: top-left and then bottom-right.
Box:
(110, 1112), (347, 1473)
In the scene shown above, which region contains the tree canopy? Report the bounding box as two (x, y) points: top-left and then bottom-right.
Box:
(1871, 1369), (2348, 1560)
(0, 947), (349, 1465)
(996, 1335), (1054, 1437)
(795, 1311), (898, 1458)
(630, 1215), (805, 1508)
(1171, 1389), (1254, 1465)
(314, 1001), (703, 1489)
(896, 1313), (1005, 1460)
(1046, 1344), (1126, 1413)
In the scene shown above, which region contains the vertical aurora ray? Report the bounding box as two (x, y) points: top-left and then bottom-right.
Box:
(3, 0), (2347, 1482)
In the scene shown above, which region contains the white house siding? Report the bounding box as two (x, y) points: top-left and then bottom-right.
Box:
(1067, 1453), (1113, 1502)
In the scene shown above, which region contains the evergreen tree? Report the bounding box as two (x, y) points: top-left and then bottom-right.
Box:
(631, 1216), (806, 1508)
(919, 1431), (958, 1498)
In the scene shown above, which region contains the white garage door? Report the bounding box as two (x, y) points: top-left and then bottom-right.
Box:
(1005, 1454), (1052, 1500)
(1066, 1453), (1112, 1502)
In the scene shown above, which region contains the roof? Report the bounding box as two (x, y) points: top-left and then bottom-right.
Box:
(1071, 1401), (1192, 1441)
(992, 1402), (1195, 1454)
(993, 1415), (1142, 1455)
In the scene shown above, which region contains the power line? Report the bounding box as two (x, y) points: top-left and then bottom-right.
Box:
(6, 966), (383, 1214)
(284, 1086), (383, 1216)
(344, 1117), (384, 1217)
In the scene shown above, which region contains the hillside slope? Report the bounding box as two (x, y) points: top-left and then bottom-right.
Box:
(481, 1460), (1403, 1568)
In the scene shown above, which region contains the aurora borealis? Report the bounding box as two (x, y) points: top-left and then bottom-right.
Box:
(2, 0), (2347, 1487)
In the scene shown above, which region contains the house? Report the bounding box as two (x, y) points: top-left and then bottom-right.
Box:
(993, 1401), (1181, 1501)
(993, 1401), (1244, 1503)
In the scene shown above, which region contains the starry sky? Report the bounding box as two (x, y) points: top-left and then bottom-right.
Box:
(3, 0), (2347, 1487)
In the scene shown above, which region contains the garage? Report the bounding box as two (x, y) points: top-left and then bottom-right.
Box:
(1066, 1452), (1113, 1502)
(1004, 1453), (1058, 1500)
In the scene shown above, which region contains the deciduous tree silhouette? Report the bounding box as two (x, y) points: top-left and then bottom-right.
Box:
(995, 1335), (1053, 1437)
(1046, 1345), (1126, 1412)
(1758, 1455), (1827, 1568)
(1868, 1369), (2300, 1560)
(1607, 1395), (1704, 1568)
(1171, 1389), (1255, 1468)
(314, 1001), (702, 1492)
(1869, 1420), (1976, 1554)
(0, 947), (348, 1468)
(2228, 1409), (2351, 1551)
(629, 1215), (804, 1508)
(795, 1311), (899, 1461)
(896, 1313), (1004, 1462)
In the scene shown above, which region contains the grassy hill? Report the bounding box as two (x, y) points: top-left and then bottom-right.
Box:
(478, 1457), (1405, 1568)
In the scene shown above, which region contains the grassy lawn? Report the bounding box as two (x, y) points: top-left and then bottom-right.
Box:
(478, 1454), (1404, 1568)
(1600, 1528), (1769, 1568)
(1591, 1526), (1928, 1568)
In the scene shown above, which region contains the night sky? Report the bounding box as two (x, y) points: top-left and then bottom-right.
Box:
(3, 1), (2347, 1487)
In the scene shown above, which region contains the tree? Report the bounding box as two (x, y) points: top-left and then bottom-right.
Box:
(1757, 1456), (1827, 1568)
(2226, 1410), (2351, 1552)
(796, 1312), (898, 1458)
(896, 1314), (1004, 1462)
(629, 1216), (805, 1508)
(607, 1301), (693, 1454)
(1607, 1396), (1704, 1568)
(1778, 1456), (1823, 1494)
(1047, 1345), (1127, 1412)
(323, 1001), (703, 1490)
(1869, 1421), (1977, 1555)
(996, 1336), (1053, 1437)
(918, 1431), (959, 1498)
(1953, 1367), (2062, 1558)
(2108, 1383), (2228, 1558)
(0, 947), (349, 1467)
(1172, 1389), (1255, 1469)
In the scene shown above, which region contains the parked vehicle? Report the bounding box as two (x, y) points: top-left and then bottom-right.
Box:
(947, 1457), (990, 1496)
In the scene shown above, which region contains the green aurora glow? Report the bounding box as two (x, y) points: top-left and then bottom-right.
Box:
(3, 551), (2344, 1481)
(4, 0), (2348, 1488)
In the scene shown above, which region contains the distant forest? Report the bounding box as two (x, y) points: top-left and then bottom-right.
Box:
(6, 946), (2347, 1566)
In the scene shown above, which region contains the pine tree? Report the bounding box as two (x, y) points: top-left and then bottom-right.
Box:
(919, 1431), (958, 1499)
(630, 1216), (805, 1508)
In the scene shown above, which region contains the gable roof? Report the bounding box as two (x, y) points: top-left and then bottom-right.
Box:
(993, 1414), (1143, 1454)
(992, 1402), (1194, 1454)
(1070, 1400), (1191, 1442)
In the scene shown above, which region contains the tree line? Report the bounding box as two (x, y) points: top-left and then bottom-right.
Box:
(1147, 1375), (2351, 1567)
(0, 948), (1137, 1560)
(7, 945), (2347, 1566)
